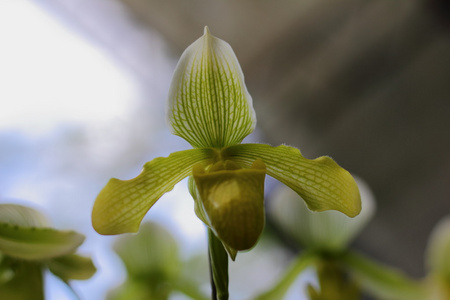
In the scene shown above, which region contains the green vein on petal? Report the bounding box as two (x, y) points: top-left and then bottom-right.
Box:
(166, 26), (256, 148)
(92, 148), (216, 235)
(223, 144), (361, 217)
(0, 222), (84, 260)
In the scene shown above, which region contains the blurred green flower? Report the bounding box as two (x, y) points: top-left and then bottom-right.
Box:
(342, 215), (450, 300)
(270, 176), (375, 254)
(108, 222), (208, 300)
(92, 27), (361, 256)
(260, 178), (426, 300)
(0, 203), (96, 300)
(271, 177), (376, 252)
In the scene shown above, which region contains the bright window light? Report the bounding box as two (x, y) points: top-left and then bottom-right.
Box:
(0, 0), (137, 135)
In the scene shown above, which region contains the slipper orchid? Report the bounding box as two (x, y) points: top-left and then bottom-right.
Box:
(92, 27), (361, 257)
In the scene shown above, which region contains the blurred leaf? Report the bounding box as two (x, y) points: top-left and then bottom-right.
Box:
(47, 253), (96, 281)
(342, 251), (426, 300)
(0, 222), (84, 260)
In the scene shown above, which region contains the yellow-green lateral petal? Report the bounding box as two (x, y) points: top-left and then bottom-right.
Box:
(0, 223), (84, 260)
(223, 144), (361, 217)
(92, 148), (215, 235)
(167, 27), (256, 148)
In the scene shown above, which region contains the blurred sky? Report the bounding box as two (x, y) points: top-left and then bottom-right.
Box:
(0, 1), (306, 299)
(0, 1), (205, 299)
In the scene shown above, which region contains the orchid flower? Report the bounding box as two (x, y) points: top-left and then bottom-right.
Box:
(92, 26), (360, 250)
(92, 27), (361, 299)
(0, 204), (96, 300)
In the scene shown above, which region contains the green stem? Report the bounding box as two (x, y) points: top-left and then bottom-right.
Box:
(208, 229), (229, 300)
(0, 261), (44, 300)
(255, 251), (316, 300)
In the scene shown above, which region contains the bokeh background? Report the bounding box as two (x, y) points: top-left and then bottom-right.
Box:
(1, 0), (449, 299)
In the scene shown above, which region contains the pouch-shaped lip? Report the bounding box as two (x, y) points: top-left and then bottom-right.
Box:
(193, 159), (266, 251)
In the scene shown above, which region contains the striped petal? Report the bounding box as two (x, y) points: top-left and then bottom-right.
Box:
(222, 144), (361, 217)
(92, 148), (215, 235)
(167, 27), (256, 148)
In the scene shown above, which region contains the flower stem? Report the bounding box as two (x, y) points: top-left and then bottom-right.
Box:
(255, 251), (316, 300)
(208, 228), (229, 300)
